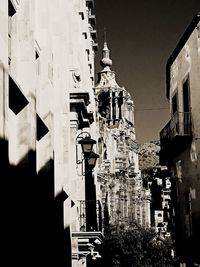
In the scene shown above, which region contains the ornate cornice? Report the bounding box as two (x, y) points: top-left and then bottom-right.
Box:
(70, 92), (94, 129)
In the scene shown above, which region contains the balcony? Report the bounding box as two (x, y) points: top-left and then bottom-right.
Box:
(79, 200), (102, 232)
(160, 112), (192, 163)
(72, 200), (103, 260)
(72, 231), (103, 261)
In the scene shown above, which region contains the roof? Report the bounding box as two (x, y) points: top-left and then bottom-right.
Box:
(166, 12), (200, 99)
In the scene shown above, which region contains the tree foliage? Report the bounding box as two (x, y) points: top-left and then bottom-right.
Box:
(99, 221), (176, 267)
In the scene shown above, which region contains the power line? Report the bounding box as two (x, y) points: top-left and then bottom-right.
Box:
(135, 107), (168, 112)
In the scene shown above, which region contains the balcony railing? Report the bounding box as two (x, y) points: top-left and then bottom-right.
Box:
(79, 200), (102, 232)
(160, 112), (192, 149)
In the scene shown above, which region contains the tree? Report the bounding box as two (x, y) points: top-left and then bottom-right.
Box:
(99, 221), (177, 267)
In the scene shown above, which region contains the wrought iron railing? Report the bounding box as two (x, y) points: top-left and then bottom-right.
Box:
(160, 112), (192, 148)
(79, 200), (102, 232)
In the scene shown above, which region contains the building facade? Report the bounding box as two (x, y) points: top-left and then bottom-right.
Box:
(160, 12), (200, 266)
(1, 0), (101, 266)
(149, 166), (172, 238)
(94, 41), (151, 228)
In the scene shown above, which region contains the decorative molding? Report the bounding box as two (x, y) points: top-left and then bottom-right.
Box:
(70, 92), (94, 129)
(72, 231), (103, 243)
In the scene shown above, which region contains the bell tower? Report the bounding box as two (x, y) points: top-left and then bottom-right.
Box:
(94, 37), (149, 227)
(95, 37), (135, 131)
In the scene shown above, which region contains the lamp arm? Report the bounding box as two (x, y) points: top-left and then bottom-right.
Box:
(77, 158), (85, 164)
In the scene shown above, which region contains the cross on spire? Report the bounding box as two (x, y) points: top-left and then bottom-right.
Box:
(103, 26), (107, 44)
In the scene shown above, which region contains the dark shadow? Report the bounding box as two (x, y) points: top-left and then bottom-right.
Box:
(103, 192), (110, 234)
(8, 0), (17, 16)
(149, 179), (162, 226)
(63, 227), (72, 267)
(54, 191), (72, 267)
(36, 114), (49, 141)
(9, 76), (29, 115)
(1, 137), (71, 267)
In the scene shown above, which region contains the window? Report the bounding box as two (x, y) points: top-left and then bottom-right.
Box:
(182, 76), (191, 134)
(182, 76), (190, 113)
(172, 93), (178, 115)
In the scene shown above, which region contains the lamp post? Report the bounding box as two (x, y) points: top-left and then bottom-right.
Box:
(76, 132), (99, 232)
(76, 132), (102, 267)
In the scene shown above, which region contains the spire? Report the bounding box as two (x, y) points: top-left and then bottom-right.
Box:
(100, 27), (112, 69)
(103, 26), (107, 44)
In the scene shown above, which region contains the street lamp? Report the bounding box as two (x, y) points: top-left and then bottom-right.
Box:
(76, 132), (99, 169)
(87, 151), (99, 169)
(77, 133), (99, 232)
(78, 136), (96, 155)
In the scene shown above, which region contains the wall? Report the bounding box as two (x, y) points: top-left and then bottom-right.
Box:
(168, 20), (200, 265)
(0, 1), (97, 266)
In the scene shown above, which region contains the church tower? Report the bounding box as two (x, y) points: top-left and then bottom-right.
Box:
(94, 40), (151, 227)
(95, 40), (135, 133)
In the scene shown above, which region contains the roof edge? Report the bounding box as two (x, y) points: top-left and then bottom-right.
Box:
(166, 12), (200, 99)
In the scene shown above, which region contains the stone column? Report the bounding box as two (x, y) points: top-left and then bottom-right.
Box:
(115, 90), (119, 121)
(121, 90), (126, 118)
(109, 90), (113, 124)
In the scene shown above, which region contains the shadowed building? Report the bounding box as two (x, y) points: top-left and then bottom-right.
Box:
(160, 12), (200, 267)
(0, 1), (101, 267)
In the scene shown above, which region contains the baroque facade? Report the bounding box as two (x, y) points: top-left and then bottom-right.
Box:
(94, 41), (151, 228)
(160, 12), (200, 266)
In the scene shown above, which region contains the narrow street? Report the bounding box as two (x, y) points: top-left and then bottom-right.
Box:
(1, 1), (200, 266)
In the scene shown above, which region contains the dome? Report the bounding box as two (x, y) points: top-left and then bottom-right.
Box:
(100, 57), (112, 68)
(100, 41), (113, 69)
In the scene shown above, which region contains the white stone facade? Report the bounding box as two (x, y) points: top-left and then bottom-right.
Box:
(0, 1), (99, 266)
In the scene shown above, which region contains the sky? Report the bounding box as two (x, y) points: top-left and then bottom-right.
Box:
(94, 0), (200, 144)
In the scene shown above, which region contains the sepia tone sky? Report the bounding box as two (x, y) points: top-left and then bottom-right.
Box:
(94, 0), (200, 144)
